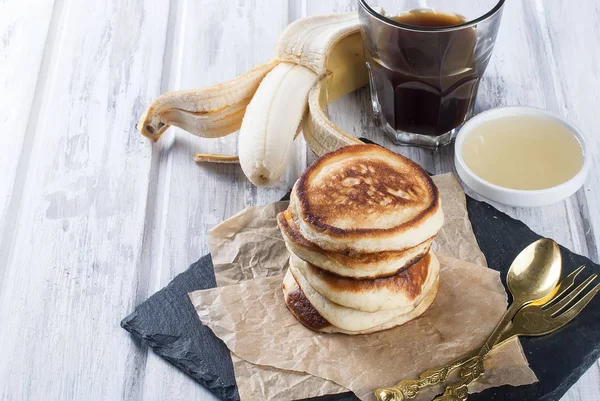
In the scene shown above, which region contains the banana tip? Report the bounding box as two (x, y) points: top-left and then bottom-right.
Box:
(137, 121), (167, 142)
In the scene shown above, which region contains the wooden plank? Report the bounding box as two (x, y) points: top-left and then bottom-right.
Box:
(530, 0), (600, 398)
(139, 1), (291, 400)
(0, 0), (55, 271)
(0, 0), (170, 399)
(534, 0), (600, 263)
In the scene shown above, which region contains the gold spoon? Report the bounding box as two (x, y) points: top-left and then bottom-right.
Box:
(434, 238), (562, 400)
(376, 238), (562, 401)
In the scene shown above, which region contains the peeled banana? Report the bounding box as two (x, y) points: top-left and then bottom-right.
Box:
(238, 62), (318, 186)
(137, 11), (370, 185)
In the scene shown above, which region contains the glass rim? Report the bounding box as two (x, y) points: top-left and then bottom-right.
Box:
(358, 0), (505, 32)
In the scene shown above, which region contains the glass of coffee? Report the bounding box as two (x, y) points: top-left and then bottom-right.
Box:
(358, 0), (504, 149)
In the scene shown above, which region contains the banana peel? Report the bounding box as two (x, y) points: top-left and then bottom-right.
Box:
(137, 11), (371, 185)
(137, 61), (278, 142)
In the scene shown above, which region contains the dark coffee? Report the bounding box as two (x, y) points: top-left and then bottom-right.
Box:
(364, 10), (485, 136)
(393, 11), (465, 27)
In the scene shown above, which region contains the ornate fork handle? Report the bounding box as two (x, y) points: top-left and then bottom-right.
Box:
(374, 353), (478, 401)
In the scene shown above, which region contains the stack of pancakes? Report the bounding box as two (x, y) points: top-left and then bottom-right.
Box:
(278, 145), (444, 334)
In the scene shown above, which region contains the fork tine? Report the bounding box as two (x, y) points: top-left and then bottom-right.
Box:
(540, 265), (585, 307)
(551, 283), (600, 327)
(546, 274), (598, 316)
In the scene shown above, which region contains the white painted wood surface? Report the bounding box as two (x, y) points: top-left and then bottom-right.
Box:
(0, 1), (598, 400)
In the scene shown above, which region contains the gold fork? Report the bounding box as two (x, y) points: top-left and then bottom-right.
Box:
(375, 266), (599, 401)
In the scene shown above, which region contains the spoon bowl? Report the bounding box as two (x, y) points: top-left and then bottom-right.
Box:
(507, 238), (562, 305)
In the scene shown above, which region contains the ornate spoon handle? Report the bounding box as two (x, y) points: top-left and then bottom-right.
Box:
(375, 310), (521, 401)
(433, 303), (522, 401)
(374, 353), (477, 401)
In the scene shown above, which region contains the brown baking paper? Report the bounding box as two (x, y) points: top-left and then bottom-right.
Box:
(199, 173), (537, 401)
(231, 353), (347, 400)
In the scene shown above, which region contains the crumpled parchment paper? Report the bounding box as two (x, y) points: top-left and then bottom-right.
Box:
(195, 173), (537, 401)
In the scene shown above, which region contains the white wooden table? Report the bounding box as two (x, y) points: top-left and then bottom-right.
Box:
(1, 1), (598, 400)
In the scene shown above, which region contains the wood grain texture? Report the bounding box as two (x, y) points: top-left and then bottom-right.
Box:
(0, 0), (171, 399)
(0, 0), (598, 400)
(0, 0), (55, 281)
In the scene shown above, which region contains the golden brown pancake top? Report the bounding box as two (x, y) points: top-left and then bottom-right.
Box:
(295, 144), (439, 233)
(306, 253), (431, 300)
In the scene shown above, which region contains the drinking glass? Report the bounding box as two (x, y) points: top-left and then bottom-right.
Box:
(358, 0), (505, 149)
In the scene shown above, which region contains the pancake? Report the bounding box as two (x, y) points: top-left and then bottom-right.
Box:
(287, 255), (439, 333)
(278, 208), (433, 278)
(289, 251), (438, 312)
(283, 268), (439, 335)
(282, 269), (333, 331)
(290, 144), (444, 252)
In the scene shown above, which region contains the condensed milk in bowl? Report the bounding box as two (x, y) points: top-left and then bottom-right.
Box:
(454, 106), (590, 207)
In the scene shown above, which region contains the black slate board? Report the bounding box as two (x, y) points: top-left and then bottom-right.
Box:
(121, 197), (600, 401)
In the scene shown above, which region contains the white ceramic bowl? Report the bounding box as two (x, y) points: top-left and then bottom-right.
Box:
(454, 106), (591, 207)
